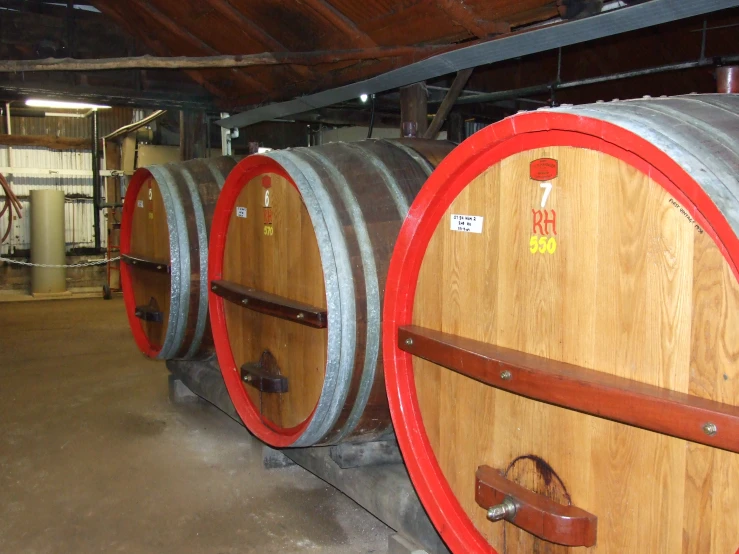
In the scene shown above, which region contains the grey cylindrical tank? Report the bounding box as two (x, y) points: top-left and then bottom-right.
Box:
(30, 189), (66, 295)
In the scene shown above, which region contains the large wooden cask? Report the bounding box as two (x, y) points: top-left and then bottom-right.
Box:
(383, 94), (739, 553)
(120, 157), (237, 360)
(208, 139), (452, 447)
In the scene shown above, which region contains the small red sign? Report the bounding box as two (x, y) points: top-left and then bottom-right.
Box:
(261, 175), (272, 189)
(263, 208), (273, 225)
(530, 158), (558, 181)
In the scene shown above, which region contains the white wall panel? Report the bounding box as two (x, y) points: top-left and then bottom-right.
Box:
(0, 146), (103, 254)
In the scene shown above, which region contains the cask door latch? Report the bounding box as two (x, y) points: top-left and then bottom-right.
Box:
(476, 465), (597, 547)
(241, 350), (288, 394)
(134, 297), (164, 323)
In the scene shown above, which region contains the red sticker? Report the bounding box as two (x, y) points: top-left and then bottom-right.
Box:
(261, 175), (272, 189)
(530, 158), (558, 181)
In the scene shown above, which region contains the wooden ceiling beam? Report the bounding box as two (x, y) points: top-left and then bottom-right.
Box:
(300, 0), (377, 48)
(203, 0), (314, 82)
(0, 46), (456, 72)
(433, 1), (509, 38)
(126, 0), (270, 95)
(93, 1), (229, 100)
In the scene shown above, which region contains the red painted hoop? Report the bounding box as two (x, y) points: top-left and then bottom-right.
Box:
(120, 168), (162, 358)
(382, 111), (739, 554)
(208, 155), (316, 447)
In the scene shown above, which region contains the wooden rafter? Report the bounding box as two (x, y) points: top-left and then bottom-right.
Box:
(126, 0), (270, 94)
(433, 0), (510, 38)
(300, 0), (377, 48)
(204, 0), (315, 81)
(92, 1), (231, 99)
(423, 68), (473, 138)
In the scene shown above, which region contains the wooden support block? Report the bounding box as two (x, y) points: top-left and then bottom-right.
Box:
(168, 375), (199, 404)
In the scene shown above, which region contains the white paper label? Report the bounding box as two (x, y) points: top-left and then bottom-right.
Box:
(137, 200), (144, 208)
(450, 214), (483, 234)
(236, 207), (247, 219)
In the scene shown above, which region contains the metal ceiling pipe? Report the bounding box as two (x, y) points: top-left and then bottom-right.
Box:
(450, 55), (739, 106)
(717, 66), (739, 93)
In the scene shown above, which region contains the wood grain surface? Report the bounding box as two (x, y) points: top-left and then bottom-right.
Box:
(411, 146), (739, 553)
(222, 173), (328, 431)
(128, 175), (171, 349)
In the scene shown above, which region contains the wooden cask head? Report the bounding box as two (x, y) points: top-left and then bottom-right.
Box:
(383, 96), (739, 553)
(210, 140), (455, 447)
(214, 158), (328, 443)
(120, 169), (172, 357)
(120, 157), (237, 360)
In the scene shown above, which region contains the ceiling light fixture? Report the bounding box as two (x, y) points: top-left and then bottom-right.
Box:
(25, 99), (111, 110)
(360, 94), (369, 103)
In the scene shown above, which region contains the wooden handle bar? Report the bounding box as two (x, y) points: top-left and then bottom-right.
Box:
(476, 465), (597, 547)
(134, 304), (164, 323)
(210, 279), (327, 329)
(121, 253), (171, 274)
(398, 325), (739, 453)
(241, 350), (288, 394)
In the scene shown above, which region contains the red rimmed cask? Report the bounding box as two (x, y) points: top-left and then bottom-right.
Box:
(120, 157), (237, 359)
(383, 94), (739, 553)
(208, 139), (452, 447)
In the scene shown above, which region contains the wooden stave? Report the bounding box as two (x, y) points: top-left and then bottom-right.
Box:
(209, 139), (453, 446)
(382, 94), (739, 553)
(121, 156), (237, 360)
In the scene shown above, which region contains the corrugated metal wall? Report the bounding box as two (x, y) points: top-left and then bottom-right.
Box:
(9, 107), (134, 138)
(0, 147), (100, 254)
(0, 108), (134, 255)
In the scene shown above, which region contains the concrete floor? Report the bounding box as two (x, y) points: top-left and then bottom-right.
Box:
(0, 298), (393, 553)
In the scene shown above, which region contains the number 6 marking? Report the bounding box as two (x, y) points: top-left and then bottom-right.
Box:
(539, 181), (552, 208)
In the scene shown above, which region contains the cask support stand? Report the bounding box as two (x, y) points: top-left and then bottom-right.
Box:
(166, 357), (450, 554)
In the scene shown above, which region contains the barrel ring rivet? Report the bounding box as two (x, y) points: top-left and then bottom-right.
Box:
(296, 313), (305, 320)
(703, 422), (718, 436)
(242, 299), (249, 305)
(405, 337), (413, 346)
(500, 370), (512, 381)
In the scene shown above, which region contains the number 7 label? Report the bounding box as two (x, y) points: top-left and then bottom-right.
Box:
(540, 181), (552, 208)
